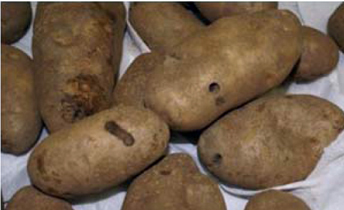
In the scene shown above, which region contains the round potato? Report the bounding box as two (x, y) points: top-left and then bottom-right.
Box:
(28, 105), (169, 198)
(1, 44), (42, 155)
(245, 190), (310, 210)
(328, 3), (344, 53)
(198, 95), (344, 189)
(293, 26), (339, 81)
(1, 2), (32, 44)
(122, 153), (227, 210)
(195, 2), (278, 22)
(6, 186), (73, 210)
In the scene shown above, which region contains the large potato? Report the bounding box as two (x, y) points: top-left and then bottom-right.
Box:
(293, 26), (339, 81)
(198, 95), (344, 189)
(130, 3), (205, 52)
(195, 2), (278, 22)
(33, 3), (116, 133)
(145, 10), (302, 131)
(1, 2), (32, 44)
(1, 44), (42, 155)
(245, 190), (310, 210)
(28, 105), (169, 198)
(328, 3), (344, 53)
(6, 186), (73, 210)
(122, 153), (226, 210)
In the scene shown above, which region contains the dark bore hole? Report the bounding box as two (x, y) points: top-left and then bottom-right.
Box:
(209, 82), (220, 93)
(105, 121), (135, 146)
(212, 153), (222, 166)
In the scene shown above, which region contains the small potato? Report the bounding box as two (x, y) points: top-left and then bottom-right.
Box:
(245, 190), (310, 210)
(198, 95), (344, 189)
(195, 2), (278, 22)
(1, 44), (42, 155)
(293, 26), (339, 81)
(28, 105), (169, 198)
(6, 186), (73, 210)
(130, 3), (205, 52)
(328, 3), (344, 53)
(1, 2), (32, 44)
(122, 153), (227, 210)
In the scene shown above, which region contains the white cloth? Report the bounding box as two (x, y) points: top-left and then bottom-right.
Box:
(1, 2), (344, 210)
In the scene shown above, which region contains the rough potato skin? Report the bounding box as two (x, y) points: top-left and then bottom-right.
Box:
(28, 105), (170, 198)
(122, 153), (226, 210)
(294, 26), (339, 81)
(1, 2), (32, 44)
(198, 95), (344, 189)
(328, 3), (344, 53)
(195, 2), (277, 22)
(130, 3), (205, 52)
(6, 186), (73, 210)
(145, 10), (302, 131)
(33, 3), (115, 133)
(1, 45), (42, 155)
(245, 190), (310, 210)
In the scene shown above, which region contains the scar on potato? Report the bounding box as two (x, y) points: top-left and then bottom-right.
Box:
(105, 121), (135, 146)
(159, 170), (171, 175)
(212, 153), (222, 166)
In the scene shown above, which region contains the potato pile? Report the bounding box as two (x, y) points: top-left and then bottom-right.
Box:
(2, 2), (344, 210)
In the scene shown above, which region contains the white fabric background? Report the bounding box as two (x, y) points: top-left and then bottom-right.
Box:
(1, 2), (344, 210)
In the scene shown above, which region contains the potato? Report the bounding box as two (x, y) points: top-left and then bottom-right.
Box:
(28, 105), (169, 198)
(33, 3), (116, 133)
(198, 94), (344, 189)
(122, 153), (226, 210)
(195, 2), (278, 22)
(145, 10), (302, 131)
(293, 26), (339, 81)
(328, 3), (344, 53)
(1, 44), (42, 155)
(245, 190), (310, 210)
(1, 2), (32, 44)
(6, 186), (73, 210)
(130, 3), (205, 52)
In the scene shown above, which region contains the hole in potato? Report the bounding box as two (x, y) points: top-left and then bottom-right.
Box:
(105, 121), (135, 146)
(209, 82), (220, 93)
(212, 153), (222, 166)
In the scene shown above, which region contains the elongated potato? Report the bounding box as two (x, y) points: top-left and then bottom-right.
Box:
(198, 95), (344, 189)
(1, 2), (32, 44)
(130, 3), (205, 52)
(122, 153), (226, 210)
(33, 3), (115, 133)
(145, 10), (302, 131)
(1, 45), (41, 155)
(195, 2), (278, 22)
(28, 105), (169, 198)
(328, 3), (344, 53)
(6, 186), (73, 210)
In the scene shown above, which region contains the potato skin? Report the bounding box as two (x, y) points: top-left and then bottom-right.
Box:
(6, 186), (73, 210)
(294, 26), (339, 81)
(130, 3), (205, 52)
(198, 95), (344, 189)
(28, 105), (169, 198)
(145, 10), (302, 131)
(33, 3), (115, 133)
(122, 153), (226, 210)
(328, 3), (344, 53)
(1, 45), (42, 155)
(245, 190), (310, 210)
(195, 2), (277, 22)
(1, 2), (32, 44)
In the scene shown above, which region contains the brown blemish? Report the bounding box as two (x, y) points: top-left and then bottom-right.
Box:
(212, 153), (222, 166)
(105, 121), (135, 146)
(215, 97), (226, 106)
(159, 170), (171, 175)
(37, 151), (47, 175)
(257, 103), (266, 112)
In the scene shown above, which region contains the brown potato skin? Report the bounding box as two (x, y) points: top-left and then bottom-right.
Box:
(28, 105), (170, 198)
(294, 26), (339, 81)
(6, 186), (73, 210)
(122, 153), (226, 210)
(1, 45), (42, 155)
(195, 2), (278, 22)
(198, 95), (344, 189)
(1, 2), (32, 44)
(33, 3), (115, 133)
(145, 10), (302, 131)
(130, 3), (205, 52)
(328, 3), (344, 53)
(245, 190), (310, 210)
